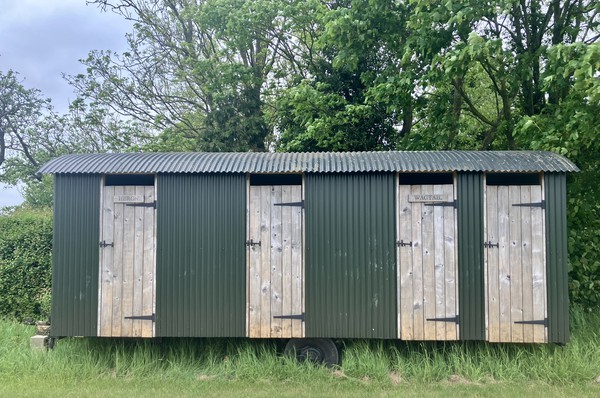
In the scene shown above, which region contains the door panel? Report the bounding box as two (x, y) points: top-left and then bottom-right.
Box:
(485, 185), (547, 343)
(397, 184), (458, 340)
(247, 185), (304, 338)
(98, 185), (156, 337)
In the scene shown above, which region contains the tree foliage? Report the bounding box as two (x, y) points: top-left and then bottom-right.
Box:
(0, 70), (151, 205)
(74, 0), (316, 152)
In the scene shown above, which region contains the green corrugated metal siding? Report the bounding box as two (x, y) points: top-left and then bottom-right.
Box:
(457, 172), (485, 340)
(155, 174), (246, 337)
(305, 173), (397, 339)
(544, 173), (570, 344)
(51, 175), (100, 337)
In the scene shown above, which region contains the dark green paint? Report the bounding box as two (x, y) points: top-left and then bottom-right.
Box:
(51, 174), (100, 337)
(457, 172), (486, 340)
(305, 173), (397, 339)
(155, 174), (246, 337)
(544, 173), (570, 344)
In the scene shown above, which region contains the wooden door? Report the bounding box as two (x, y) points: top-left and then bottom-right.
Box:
(98, 185), (156, 337)
(485, 185), (547, 343)
(397, 184), (458, 340)
(247, 185), (304, 338)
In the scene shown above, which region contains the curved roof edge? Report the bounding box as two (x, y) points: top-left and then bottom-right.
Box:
(38, 151), (580, 175)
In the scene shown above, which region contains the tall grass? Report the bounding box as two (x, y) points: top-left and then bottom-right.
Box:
(1, 307), (599, 388)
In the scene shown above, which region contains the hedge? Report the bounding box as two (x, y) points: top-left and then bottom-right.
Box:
(0, 208), (52, 321)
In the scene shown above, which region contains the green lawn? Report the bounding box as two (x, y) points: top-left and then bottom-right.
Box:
(2, 377), (599, 398)
(1, 309), (599, 397)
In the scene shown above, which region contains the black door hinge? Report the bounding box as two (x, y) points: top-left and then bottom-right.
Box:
(273, 313), (305, 322)
(512, 201), (545, 209)
(274, 200), (304, 208)
(484, 241), (499, 248)
(126, 201), (156, 209)
(427, 315), (459, 324)
(99, 240), (114, 248)
(125, 314), (156, 322)
(246, 239), (261, 247)
(425, 200), (457, 208)
(514, 318), (548, 327)
(396, 240), (412, 247)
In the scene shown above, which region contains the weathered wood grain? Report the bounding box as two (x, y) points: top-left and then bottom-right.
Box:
(98, 184), (114, 337)
(531, 186), (547, 343)
(247, 183), (304, 339)
(485, 182), (547, 343)
(398, 184), (413, 340)
(98, 184), (156, 338)
(398, 182), (457, 341)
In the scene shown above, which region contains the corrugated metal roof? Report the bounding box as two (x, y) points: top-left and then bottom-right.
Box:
(38, 151), (579, 174)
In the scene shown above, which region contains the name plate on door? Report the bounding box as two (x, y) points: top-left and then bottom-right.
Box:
(409, 194), (451, 203)
(114, 195), (144, 203)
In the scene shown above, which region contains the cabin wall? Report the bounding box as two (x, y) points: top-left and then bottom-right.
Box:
(51, 174), (101, 337)
(49, 169), (570, 343)
(304, 173), (397, 339)
(545, 173), (570, 344)
(155, 173), (246, 337)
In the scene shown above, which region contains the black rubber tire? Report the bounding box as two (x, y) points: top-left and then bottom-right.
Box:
(284, 338), (339, 366)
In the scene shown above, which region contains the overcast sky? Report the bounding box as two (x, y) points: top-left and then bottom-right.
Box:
(0, 0), (132, 207)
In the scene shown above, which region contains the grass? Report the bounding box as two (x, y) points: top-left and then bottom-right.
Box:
(1, 308), (599, 397)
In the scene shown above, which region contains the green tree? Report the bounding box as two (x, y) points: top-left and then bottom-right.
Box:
(274, 0), (410, 151)
(517, 42), (600, 306)
(75, 0), (314, 152)
(306, 0), (598, 151)
(0, 69), (150, 207)
(0, 70), (50, 176)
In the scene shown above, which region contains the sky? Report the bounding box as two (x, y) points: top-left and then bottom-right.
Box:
(0, 0), (132, 207)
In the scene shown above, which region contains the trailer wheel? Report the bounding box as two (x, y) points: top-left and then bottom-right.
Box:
(284, 338), (339, 366)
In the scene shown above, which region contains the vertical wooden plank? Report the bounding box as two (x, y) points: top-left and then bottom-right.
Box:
(120, 186), (135, 337)
(247, 186), (262, 337)
(497, 185), (511, 342)
(433, 184), (446, 340)
(259, 186), (272, 338)
(411, 185), (424, 340)
(111, 186), (124, 337)
(398, 184), (413, 340)
(141, 185), (155, 338)
(486, 186), (501, 342)
(443, 184), (458, 340)
(270, 186), (283, 338)
(421, 185), (436, 340)
(520, 187), (534, 342)
(245, 176), (251, 337)
(541, 178), (548, 343)
(99, 185), (115, 337)
(132, 186), (145, 337)
(482, 175), (488, 341)
(509, 186), (524, 342)
(291, 185), (303, 338)
(280, 186), (293, 338)
(531, 185), (547, 342)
